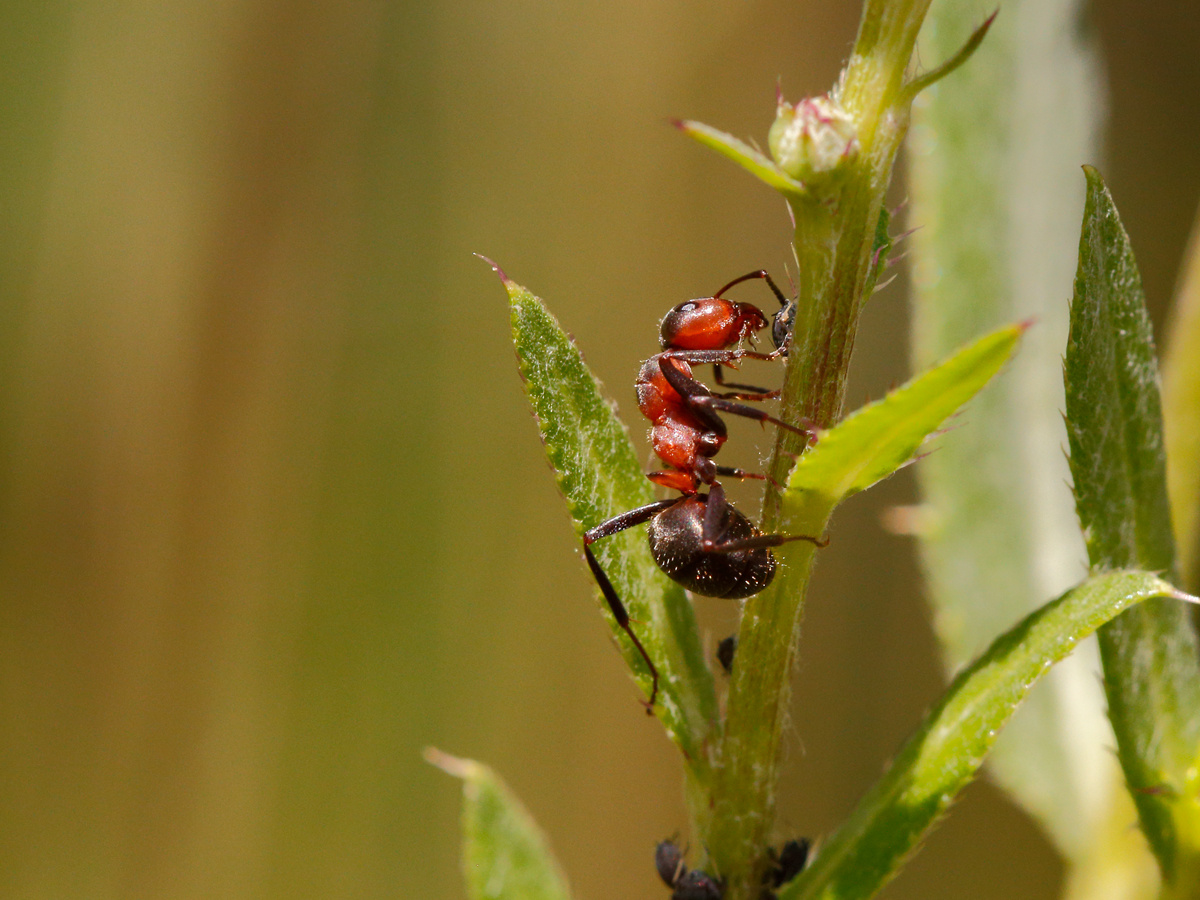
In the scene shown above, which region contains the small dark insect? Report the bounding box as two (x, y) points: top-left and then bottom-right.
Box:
(761, 838), (811, 897)
(655, 838), (687, 887)
(585, 272), (824, 710)
(716, 635), (737, 674)
(655, 839), (724, 900)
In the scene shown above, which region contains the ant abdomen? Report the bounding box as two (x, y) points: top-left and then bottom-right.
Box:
(648, 497), (776, 599)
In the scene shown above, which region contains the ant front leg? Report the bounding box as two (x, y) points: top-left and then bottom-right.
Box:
(583, 499), (678, 712)
(712, 269), (789, 309)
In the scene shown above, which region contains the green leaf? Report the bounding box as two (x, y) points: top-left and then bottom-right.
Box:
(426, 750), (572, 900)
(709, 324), (1021, 898)
(782, 321), (1024, 528)
(860, 206), (892, 304)
(1064, 167), (1200, 887)
(1163, 202), (1200, 594)
(908, 0), (1114, 865)
(674, 119), (808, 202)
(778, 572), (1195, 900)
(489, 260), (718, 768)
(898, 9), (996, 103)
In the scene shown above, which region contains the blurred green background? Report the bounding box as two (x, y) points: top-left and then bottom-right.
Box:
(1, 2), (1198, 898)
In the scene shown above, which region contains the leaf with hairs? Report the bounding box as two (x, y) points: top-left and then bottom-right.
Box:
(779, 572), (1196, 900)
(428, 750), (572, 900)
(1064, 167), (1200, 888)
(487, 259), (718, 768)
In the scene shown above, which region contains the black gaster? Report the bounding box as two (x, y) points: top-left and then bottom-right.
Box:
(647, 496), (776, 599)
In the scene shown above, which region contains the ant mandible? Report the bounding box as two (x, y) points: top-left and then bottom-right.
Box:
(584, 271), (823, 710)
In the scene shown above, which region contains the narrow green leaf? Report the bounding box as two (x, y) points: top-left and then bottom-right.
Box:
(908, 0), (1114, 865)
(728, 325), (1022, 898)
(1064, 167), (1200, 887)
(1163, 202), (1200, 593)
(488, 261), (718, 767)
(783, 322), (1023, 524)
(898, 9), (996, 103)
(674, 119), (808, 202)
(427, 750), (572, 900)
(860, 206), (893, 305)
(779, 572), (1194, 900)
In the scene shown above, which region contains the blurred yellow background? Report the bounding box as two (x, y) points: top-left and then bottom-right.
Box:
(1, 1), (1198, 898)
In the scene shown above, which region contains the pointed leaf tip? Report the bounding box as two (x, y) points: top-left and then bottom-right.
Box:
(424, 746), (473, 778)
(474, 252), (511, 285)
(1175, 588), (1200, 605)
(901, 9), (998, 101)
(678, 119), (808, 199)
(430, 751), (574, 900)
(780, 571), (1182, 900)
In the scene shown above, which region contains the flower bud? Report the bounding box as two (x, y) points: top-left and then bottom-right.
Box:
(768, 94), (858, 189)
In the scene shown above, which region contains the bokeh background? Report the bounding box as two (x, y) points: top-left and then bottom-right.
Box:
(1, 2), (1198, 898)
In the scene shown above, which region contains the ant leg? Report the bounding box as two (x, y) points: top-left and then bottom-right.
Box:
(660, 358), (813, 441)
(710, 530), (829, 552)
(713, 465), (767, 482)
(712, 269), (789, 309)
(700, 483), (827, 552)
(665, 347), (785, 366)
(712, 363), (778, 399)
(690, 394), (817, 441)
(583, 499), (677, 711)
(711, 464), (787, 493)
(701, 481), (734, 550)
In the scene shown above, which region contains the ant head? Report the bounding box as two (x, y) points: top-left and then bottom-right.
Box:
(771, 298), (796, 353)
(659, 297), (768, 351)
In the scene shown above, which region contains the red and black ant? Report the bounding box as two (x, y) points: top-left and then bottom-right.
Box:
(584, 271), (824, 710)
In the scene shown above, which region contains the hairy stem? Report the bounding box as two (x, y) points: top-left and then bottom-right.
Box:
(705, 3), (936, 897)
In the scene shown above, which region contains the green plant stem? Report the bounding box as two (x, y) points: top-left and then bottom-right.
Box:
(763, 6), (930, 518)
(706, 5), (933, 898)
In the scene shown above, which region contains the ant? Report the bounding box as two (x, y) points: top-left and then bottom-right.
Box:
(656, 839), (724, 900)
(716, 635), (737, 675)
(654, 836), (809, 900)
(763, 839), (810, 895)
(584, 271), (824, 710)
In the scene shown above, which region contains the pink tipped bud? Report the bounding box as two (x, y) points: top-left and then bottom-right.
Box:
(768, 94), (858, 189)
